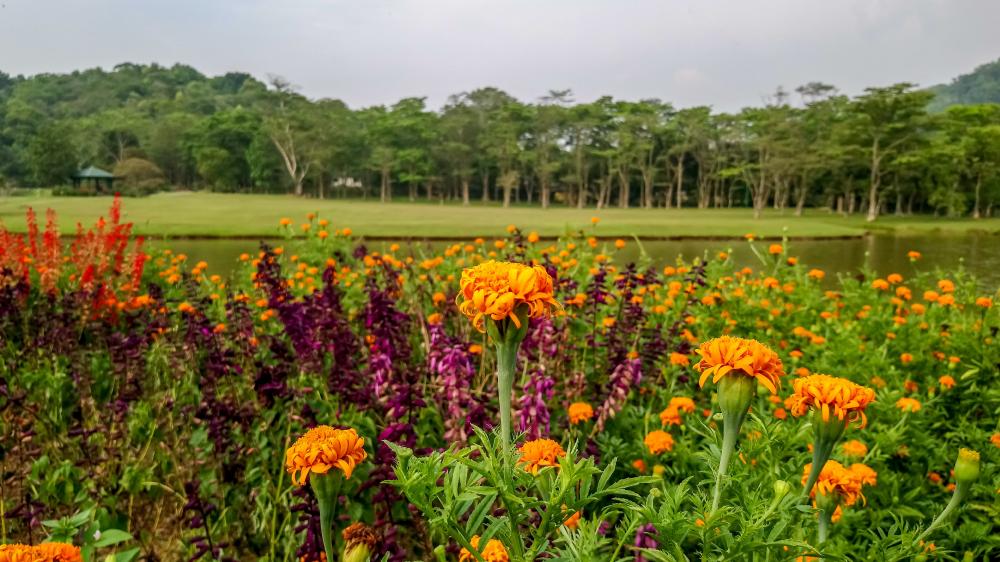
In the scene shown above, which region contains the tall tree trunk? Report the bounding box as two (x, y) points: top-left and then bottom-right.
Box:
(481, 172), (490, 202)
(461, 178), (470, 206)
(752, 168), (768, 220)
(866, 140), (881, 222)
(380, 167), (391, 202)
(642, 168), (655, 209)
(596, 171), (611, 209)
(617, 168), (629, 209)
(674, 154), (684, 209)
(696, 162), (710, 209)
(795, 186), (807, 216)
(973, 173), (982, 219)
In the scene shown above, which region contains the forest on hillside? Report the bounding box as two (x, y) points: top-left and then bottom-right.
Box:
(2, 61), (1000, 220)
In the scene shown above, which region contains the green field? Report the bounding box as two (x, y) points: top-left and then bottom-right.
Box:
(2, 192), (999, 239)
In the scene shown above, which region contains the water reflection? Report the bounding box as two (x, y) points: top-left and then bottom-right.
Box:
(154, 233), (1000, 291)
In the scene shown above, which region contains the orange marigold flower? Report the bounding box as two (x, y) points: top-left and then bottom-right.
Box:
(567, 402), (594, 425)
(802, 460), (875, 508)
(458, 261), (558, 332)
(808, 269), (825, 280)
(0, 544), (36, 561)
(459, 535), (509, 562)
(2, 543), (84, 562)
(669, 352), (690, 366)
(990, 433), (1000, 449)
(342, 522), (378, 560)
(900, 353), (913, 364)
(938, 375), (956, 389)
(768, 243), (784, 255)
(849, 463), (878, 487)
(785, 374), (876, 428)
(285, 426), (367, 485)
(976, 297), (993, 308)
(669, 396), (696, 414)
(562, 509), (582, 529)
(694, 336), (785, 394)
(907, 250), (921, 260)
(872, 279), (889, 290)
(659, 406), (682, 426)
(887, 273), (903, 284)
(518, 438), (566, 474)
(644, 430), (675, 455)
(842, 439), (868, 458)
(632, 459), (647, 473)
(895, 397), (922, 413)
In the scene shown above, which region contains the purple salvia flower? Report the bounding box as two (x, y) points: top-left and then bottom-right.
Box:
(516, 366), (555, 440)
(634, 523), (658, 562)
(595, 357), (642, 431)
(427, 323), (476, 444)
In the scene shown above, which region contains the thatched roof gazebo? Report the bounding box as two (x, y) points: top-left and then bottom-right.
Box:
(72, 166), (118, 192)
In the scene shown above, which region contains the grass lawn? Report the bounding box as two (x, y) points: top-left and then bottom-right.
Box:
(1, 192), (999, 239)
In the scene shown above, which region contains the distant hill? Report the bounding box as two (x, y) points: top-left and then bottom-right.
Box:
(928, 57), (1000, 111)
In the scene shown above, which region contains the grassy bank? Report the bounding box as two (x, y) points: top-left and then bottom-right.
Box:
(2, 192), (999, 238)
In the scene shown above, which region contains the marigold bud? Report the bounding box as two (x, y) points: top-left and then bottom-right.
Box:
(773, 479), (791, 500)
(954, 448), (980, 485)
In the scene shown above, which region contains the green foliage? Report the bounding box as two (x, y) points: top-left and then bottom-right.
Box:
(26, 122), (78, 186)
(929, 57), (1000, 112)
(42, 507), (139, 562)
(3, 62), (1000, 218)
(391, 427), (657, 562)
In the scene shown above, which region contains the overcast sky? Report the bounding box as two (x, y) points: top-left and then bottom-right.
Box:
(1, 0), (998, 111)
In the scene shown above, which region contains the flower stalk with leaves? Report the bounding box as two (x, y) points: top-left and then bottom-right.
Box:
(457, 261), (559, 451)
(694, 336), (785, 513)
(285, 426), (368, 562)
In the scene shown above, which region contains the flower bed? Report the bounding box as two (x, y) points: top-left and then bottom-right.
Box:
(0, 200), (996, 560)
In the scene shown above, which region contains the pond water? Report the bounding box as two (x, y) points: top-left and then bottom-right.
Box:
(153, 233), (1000, 291)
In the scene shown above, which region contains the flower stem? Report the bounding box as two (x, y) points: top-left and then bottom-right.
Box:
(496, 341), (519, 453)
(311, 472), (342, 562)
(711, 410), (742, 514)
(818, 506), (832, 544)
(915, 482), (967, 545)
(802, 437), (836, 500)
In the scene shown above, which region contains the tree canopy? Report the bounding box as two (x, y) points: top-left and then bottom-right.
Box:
(2, 61), (1000, 219)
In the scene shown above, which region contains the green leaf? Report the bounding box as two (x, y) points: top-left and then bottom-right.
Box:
(105, 547), (140, 562)
(92, 529), (133, 548)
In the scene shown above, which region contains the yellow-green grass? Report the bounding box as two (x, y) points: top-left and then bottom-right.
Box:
(1, 192), (999, 239)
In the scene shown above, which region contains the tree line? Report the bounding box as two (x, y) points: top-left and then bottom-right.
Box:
(2, 62), (999, 220)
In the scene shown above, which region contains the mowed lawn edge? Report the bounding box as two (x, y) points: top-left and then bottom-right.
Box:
(1, 192), (999, 239)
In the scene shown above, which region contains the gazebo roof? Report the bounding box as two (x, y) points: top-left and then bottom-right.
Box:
(73, 166), (116, 179)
